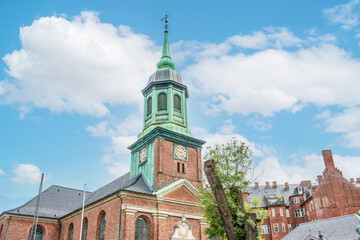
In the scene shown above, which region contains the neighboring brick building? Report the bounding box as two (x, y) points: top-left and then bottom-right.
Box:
(0, 28), (207, 240)
(246, 150), (360, 240)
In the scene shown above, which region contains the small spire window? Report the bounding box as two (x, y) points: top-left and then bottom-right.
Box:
(174, 95), (181, 112)
(147, 97), (152, 115)
(158, 93), (167, 111)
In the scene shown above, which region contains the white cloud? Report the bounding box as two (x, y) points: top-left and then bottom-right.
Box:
(106, 161), (130, 178)
(182, 29), (360, 118)
(2, 11), (159, 117)
(86, 115), (142, 177)
(315, 109), (331, 119)
(324, 0), (360, 30)
(324, 107), (360, 147)
(257, 153), (360, 183)
(247, 117), (272, 131)
(228, 27), (302, 49)
(11, 164), (42, 184)
(0, 169), (5, 176)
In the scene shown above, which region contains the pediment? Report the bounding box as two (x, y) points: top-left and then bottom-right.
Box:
(156, 179), (200, 203)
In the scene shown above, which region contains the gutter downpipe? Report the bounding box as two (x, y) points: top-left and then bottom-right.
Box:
(4, 214), (12, 240)
(116, 190), (123, 240)
(57, 219), (62, 240)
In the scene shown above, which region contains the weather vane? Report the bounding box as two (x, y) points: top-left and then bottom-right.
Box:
(161, 14), (171, 31)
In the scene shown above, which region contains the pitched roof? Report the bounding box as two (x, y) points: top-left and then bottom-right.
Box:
(282, 214), (360, 240)
(84, 172), (154, 206)
(246, 184), (304, 207)
(4, 172), (154, 219)
(5, 185), (89, 219)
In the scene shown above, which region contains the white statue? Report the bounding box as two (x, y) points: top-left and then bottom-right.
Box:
(171, 215), (196, 240)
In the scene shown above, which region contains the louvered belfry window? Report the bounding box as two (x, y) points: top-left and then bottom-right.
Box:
(174, 95), (181, 112)
(158, 93), (167, 111)
(147, 97), (152, 115)
(135, 217), (148, 240)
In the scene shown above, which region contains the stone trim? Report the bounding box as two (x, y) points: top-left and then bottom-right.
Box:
(122, 204), (205, 220)
(0, 213), (59, 224)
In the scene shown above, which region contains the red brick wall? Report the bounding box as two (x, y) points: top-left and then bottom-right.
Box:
(154, 138), (202, 189)
(0, 216), (59, 240)
(60, 196), (121, 240)
(311, 173), (360, 220)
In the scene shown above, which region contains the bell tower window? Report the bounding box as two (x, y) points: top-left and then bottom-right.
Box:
(174, 95), (181, 112)
(147, 97), (152, 115)
(158, 93), (167, 111)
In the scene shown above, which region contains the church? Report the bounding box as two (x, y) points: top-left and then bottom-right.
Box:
(0, 25), (208, 240)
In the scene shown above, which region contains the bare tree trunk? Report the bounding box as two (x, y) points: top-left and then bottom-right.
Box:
(204, 159), (235, 240)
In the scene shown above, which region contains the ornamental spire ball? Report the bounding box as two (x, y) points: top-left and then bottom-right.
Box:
(156, 14), (175, 70)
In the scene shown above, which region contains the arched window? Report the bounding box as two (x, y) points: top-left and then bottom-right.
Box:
(158, 93), (167, 111)
(135, 217), (148, 240)
(29, 225), (44, 240)
(174, 95), (181, 112)
(68, 223), (74, 240)
(82, 218), (88, 240)
(147, 97), (152, 115)
(99, 212), (106, 240)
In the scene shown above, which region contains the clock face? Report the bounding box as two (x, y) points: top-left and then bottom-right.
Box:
(175, 145), (187, 160)
(139, 148), (147, 163)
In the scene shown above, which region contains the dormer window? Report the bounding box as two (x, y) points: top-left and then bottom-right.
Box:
(174, 95), (181, 112)
(158, 93), (167, 111)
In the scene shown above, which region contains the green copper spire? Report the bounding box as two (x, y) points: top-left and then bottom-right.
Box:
(156, 16), (175, 70)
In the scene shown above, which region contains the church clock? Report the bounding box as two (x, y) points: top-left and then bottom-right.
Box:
(139, 147), (147, 164)
(174, 144), (187, 160)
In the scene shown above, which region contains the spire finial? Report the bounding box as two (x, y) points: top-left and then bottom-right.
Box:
(161, 14), (170, 31)
(157, 14), (175, 70)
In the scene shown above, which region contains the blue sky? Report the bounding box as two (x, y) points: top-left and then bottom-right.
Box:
(1, 0), (360, 213)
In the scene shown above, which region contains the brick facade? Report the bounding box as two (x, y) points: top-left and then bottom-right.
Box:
(253, 150), (360, 240)
(154, 138), (202, 190)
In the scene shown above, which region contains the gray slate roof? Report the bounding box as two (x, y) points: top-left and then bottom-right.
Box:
(246, 184), (302, 207)
(84, 172), (154, 207)
(282, 214), (360, 240)
(5, 185), (89, 219)
(4, 172), (154, 219)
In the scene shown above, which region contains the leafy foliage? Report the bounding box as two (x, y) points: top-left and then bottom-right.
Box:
(199, 137), (268, 239)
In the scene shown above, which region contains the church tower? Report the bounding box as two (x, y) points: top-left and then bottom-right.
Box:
(128, 23), (205, 190)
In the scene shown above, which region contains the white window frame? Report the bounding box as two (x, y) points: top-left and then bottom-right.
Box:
(288, 224), (292, 232)
(282, 223), (286, 232)
(274, 223), (279, 233)
(293, 197), (300, 204)
(286, 209), (290, 218)
(271, 208), (275, 217)
(295, 209), (303, 218)
(279, 208), (283, 216)
(261, 225), (270, 235)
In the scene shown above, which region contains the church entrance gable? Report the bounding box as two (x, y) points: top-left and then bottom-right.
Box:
(156, 179), (200, 204)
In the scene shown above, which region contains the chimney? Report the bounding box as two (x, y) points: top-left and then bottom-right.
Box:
(300, 180), (311, 188)
(357, 178), (360, 183)
(254, 182), (259, 189)
(272, 181), (277, 188)
(285, 182), (289, 190)
(317, 175), (323, 184)
(265, 181), (270, 188)
(322, 150), (335, 170)
(350, 178), (354, 183)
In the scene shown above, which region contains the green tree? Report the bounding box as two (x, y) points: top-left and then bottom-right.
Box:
(199, 138), (268, 239)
